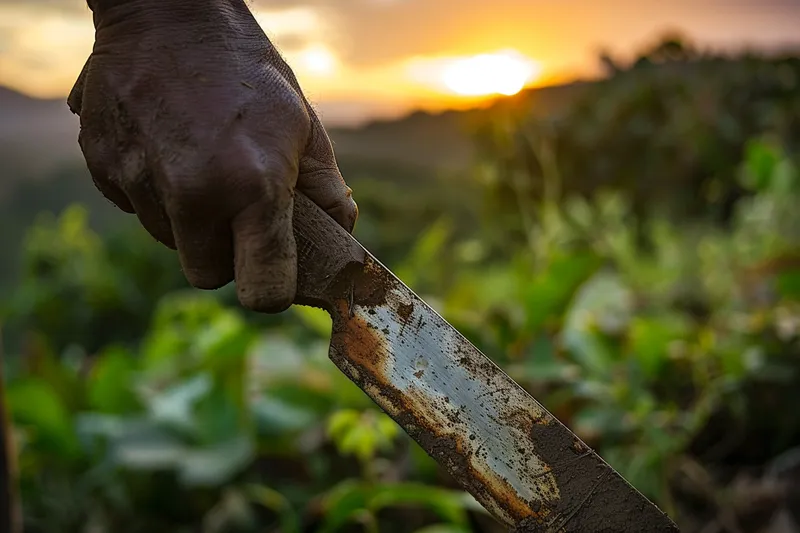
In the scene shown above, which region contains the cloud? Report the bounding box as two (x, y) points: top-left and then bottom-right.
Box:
(2, 0), (800, 100)
(0, 5), (93, 96)
(0, 0), (87, 13)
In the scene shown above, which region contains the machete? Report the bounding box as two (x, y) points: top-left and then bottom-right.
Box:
(291, 192), (679, 532)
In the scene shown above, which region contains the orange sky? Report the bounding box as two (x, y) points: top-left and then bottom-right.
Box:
(1, 0), (799, 124)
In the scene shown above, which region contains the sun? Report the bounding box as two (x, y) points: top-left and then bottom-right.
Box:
(441, 50), (541, 97)
(291, 43), (338, 77)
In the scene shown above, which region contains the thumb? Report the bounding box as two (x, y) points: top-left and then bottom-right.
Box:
(232, 184), (297, 313)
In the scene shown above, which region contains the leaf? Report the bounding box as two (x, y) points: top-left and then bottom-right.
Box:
(145, 373), (213, 434)
(740, 139), (780, 192)
(246, 484), (300, 533)
(572, 405), (627, 441)
(6, 378), (77, 457)
(522, 252), (601, 331)
(319, 480), (370, 533)
(327, 409), (360, 442)
(327, 410), (398, 462)
(561, 272), (632, 375)
(340, 423), (378, 462)
(522, 336), (569, 382)
(394, 217), (454, 286)
(87, 346), (141, 414)
(178, 434), (255, 487)
(776, 269), (800, 300)
(375, 415), (400, 441)
(113, 429), (186, 470)
(76, 412), (162, 454)
(628, 315), (691, 380)
(193, 384), (244, 444)
(252, 395), (318, 436)
(197, 310), (255, 370)
(140, 326), (186, 374)
(369, 484), (470, 526)
(248, 334), (313, 387)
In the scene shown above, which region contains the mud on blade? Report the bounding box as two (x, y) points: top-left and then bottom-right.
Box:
(324, 254), (679, 532)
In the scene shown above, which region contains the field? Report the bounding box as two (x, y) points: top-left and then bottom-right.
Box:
(1, 36), (799, 532)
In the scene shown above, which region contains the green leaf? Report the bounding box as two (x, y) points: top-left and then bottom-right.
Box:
(7, 378), (77, 457)
(628, 315), (691, 380)
(197, 310), (255, 370)
(340, 423), (378, 462)
(327, 410), (398, 462)
(369, 484), (470, 526)
(193, 384), (243, 444)
(246, 484), (300, 533)
(319, 480), (370, 533)
(327, 409), (360, 442)
(87, 346), (141, 414)
(740, 139), (780, 192)
(522, 336), (569, 382)
(776, 269), (800, 300)
(523, 252), (601, 331)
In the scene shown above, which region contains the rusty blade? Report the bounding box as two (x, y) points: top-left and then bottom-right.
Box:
(325, 253), (679, 532)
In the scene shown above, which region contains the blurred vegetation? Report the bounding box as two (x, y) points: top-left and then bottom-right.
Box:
(1, 35), (800, 533)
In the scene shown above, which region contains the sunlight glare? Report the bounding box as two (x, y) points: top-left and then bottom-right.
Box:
(297, 44), (337, 76)
(441, 50), (541, 96)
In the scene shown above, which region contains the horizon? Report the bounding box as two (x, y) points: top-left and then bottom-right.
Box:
(2, 1), (800, 125)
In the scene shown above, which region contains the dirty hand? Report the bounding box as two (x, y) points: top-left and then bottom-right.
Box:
(68, 0), (357, 312)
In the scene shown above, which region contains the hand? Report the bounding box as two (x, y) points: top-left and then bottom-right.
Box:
(68, 0), (357, 313)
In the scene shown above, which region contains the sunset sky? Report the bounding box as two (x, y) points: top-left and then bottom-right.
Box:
(2, 0), (800, 123)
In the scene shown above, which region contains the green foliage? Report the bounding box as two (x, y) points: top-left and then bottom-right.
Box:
(2, 205), (188, 354)
(3, 39), (800, 533)
(5, 136), (798, 531)
(473, 40), (800, 244)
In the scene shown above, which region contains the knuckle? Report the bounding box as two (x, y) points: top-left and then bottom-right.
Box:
(259, 69), (312, 145)
(167, 138), (296, 216)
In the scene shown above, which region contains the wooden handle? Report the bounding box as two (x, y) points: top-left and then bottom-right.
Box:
(291, 191), (366, 311)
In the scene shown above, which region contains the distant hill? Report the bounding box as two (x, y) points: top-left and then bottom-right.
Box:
(328, 82), (590, 173)
(0, 81), (590, 184)
(0, 87), (81, 190)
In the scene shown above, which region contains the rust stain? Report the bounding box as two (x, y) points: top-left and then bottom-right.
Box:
(500, 407), (551, 435)
(331, 299), (388, 378)
(402, 399), (548, 525)
(397, 302), (414, 322)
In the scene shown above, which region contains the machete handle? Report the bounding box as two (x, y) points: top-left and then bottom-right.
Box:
(291, 190), (366, 310)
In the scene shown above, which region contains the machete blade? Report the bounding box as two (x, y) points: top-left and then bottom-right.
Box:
(327, 254), (678, 532)
(290, 192), (679, 532)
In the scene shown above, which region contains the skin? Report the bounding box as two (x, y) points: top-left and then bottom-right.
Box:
(68, 0), (358, 313)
